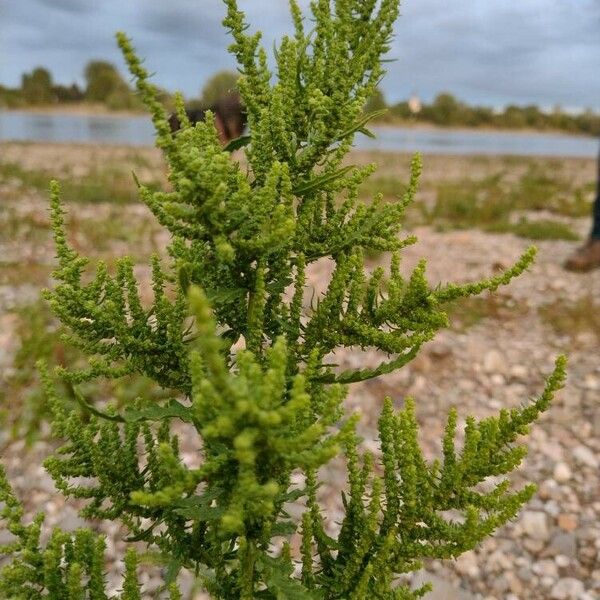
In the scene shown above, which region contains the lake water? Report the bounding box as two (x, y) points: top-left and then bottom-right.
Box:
(1, 110), (597, 158)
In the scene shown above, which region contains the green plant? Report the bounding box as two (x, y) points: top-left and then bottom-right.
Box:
(201, 70), (240, 106)
(2, 299), (171, 444)
(1, 1), (566, 597)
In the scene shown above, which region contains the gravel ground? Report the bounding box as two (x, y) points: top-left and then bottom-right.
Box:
(1, 143), (598, 599)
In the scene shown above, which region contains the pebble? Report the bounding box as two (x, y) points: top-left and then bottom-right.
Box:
(532, 559), (558, 578)
(509, 364), (528, 380)
(454, 551), (480, 578)
(555, 555), (570, 568)
(557, 513), (578, 532)
(553, 462), (572, 483)
(521, 510), (550, 541)
(482, 349), (506, 374)
(548, 532), (577, 562)
(572, 445), (599, 469)
(550, 577), (585, 599)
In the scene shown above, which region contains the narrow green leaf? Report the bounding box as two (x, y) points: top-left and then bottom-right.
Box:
(293, 165), (355, 197)
(224, 134), (252, 152)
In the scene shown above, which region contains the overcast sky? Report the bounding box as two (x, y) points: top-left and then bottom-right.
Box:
(1, 0), (599, 111)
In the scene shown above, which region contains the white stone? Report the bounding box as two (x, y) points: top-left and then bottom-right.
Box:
(550, 578), (585, 599)
(533, 559), (558, 578)
(483, 349), (507, 374)
(521, 510), (550, 541)
(553, 462), (572, 483)
(555, 555), (570, 568)
(573, 445), (599, 469)
(454, 550), (480, 578)
(510, 364), (528, 380)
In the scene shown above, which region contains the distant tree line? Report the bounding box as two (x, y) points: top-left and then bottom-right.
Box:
(0, 61), (150, 111)
(0, 64), (240, 115)
(368, 89), (600, 136)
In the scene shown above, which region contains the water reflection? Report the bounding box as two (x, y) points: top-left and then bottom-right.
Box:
(0, 110), (597, 158)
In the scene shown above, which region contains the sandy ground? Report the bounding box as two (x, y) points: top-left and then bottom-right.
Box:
(0, 142), (599, 599)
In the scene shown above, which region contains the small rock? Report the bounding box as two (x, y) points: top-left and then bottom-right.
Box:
(490, 373), (505, 386)
(573, 445), (598, 469)
(517, 566), (534, 582)
(491, 574), (509, 593)
(523, 538), (546, 554)
(550, 577), (585, 599)
(0, 529), (15, 546)
(544, 500), (561, 517)
(454, 551), (480, 578)
(521, 510), (550, 541)
(576, 332), (596, 347)
(488, 550), (512, 571)
(505, 572), (523, 595)
(538, 479), (561, 500)
(483, 349), (506, 374)
(533, 559), (558, 578)
(510, 364), (528, 380)
(557, 513), (578, 532)
(583, 374), (600, 390)
(555, 555), (570, 568)
(56, 506), (87, 532)
(553, 462), (572, 483)
(411, 571), (477, 599)
(427, 340), (452, 359)
(542, 442), (564, 462)
(545, 533), (578, 558)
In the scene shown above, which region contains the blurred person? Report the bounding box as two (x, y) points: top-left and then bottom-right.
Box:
(564, 144), (600, 271)
(168, 92), (246, 145)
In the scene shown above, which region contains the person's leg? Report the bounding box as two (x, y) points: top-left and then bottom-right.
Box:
(590, 150), (600, 239)
(564, 145), (600, 271)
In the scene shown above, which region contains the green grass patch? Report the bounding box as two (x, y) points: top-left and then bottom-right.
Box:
(359, 175), (408, 200)
(422, 174), (511, 228)
(488, 218), (579, 241)
(510, 164), (593, 217)
(0, 161), (160, 204)
(539, 295), (600, 341)
(420, 166), (589, 239)
(446, 292), (528, 332)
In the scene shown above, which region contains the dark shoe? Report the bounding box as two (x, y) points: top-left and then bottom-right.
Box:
(564, 239), (600, 272)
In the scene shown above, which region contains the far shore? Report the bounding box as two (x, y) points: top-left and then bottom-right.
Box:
(1, 104), (597, 139)
(0, 103), (145, 118)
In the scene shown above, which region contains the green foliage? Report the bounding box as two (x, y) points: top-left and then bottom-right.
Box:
(1, 462), (181, 599)
(1, 1), (568, 597)
(2, 299), (171, 444)
(84, 60), (126, 102)
(386, 92), (600, 135)
(364, 87), (387, 114)
(84, 60), (142, 110)
(201, 70), (240, 106)
(21, 67), (55, 104)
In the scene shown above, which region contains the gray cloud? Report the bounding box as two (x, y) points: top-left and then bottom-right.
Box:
(0, 0), (598, 110)
(387, 0), (600, 109)
(33, 0), (93, 15)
